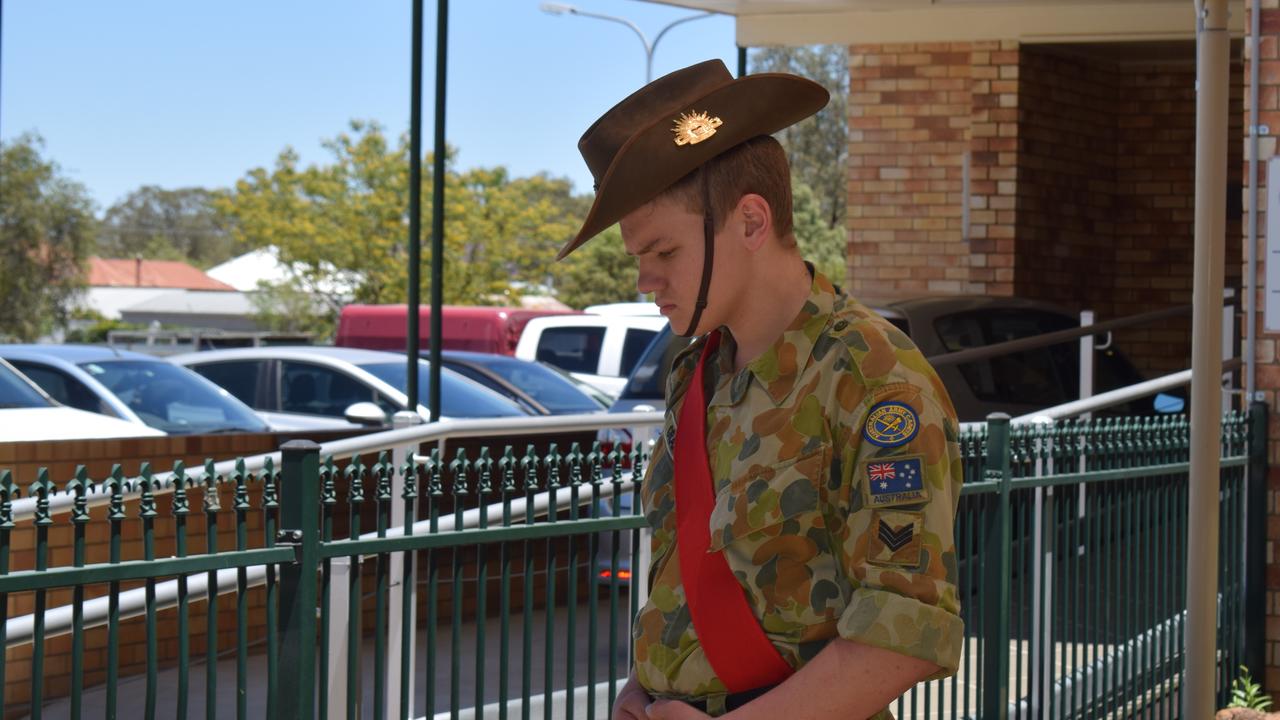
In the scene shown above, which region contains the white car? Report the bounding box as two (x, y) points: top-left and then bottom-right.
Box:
(0, 359), (165, 442)
(170, 346), (530, 431)
(514, 314), (667, 397)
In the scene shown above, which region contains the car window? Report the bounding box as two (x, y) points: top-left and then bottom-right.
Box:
(356, 362), (528, 417)
(619, 327), (693, 401)
(188, 360), (263, 408)
(534, 327), (605, 374)
(78, 360), (267, 434)
(280, 361), (376, 417)
(934, 310), (1075, 407)
(619, 329), (658, 377)
(465, 356), (606, 414)
(8, 361), (114, 416)
(0, 364), (53, 409)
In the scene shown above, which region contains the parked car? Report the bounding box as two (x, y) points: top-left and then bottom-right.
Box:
(0, 345), (270, 435)
(606, 296), (1168, 424)
(336, 305), (579, 355)
(438, 351), (608, 416)
(170, 346), (531, 431)
(0, 359), (165, 441)
(514, 315), (667, 398)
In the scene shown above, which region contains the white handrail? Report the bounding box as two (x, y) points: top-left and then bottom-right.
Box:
(7, 411), (664, 524)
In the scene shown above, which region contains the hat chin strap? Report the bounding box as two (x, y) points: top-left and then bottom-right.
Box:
(683, 168), (715, 337)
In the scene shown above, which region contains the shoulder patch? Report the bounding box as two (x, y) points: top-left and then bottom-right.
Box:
(862, 454), (929, 507)
(868, 510), (924, 568)
(863, 401), (919, 448)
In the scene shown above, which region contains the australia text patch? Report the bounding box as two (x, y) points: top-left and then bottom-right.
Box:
(862, 455), (929, 507)
(863, 401), (919, 448)
(867, 510), (924, 568)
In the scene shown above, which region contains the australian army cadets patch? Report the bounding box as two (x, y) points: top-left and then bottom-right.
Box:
(862, 401), (919, 448)
(862, 455), (930, 508)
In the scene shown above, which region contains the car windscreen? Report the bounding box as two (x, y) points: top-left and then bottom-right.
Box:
(468, 356), (606, 413)
(0, 364), (53, 409)
(357, 362), (528, 417)
(618, 327), (691, 400)
(78, 360), (268, 434)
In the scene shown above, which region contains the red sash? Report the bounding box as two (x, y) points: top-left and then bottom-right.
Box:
(674, 334), (794, 693)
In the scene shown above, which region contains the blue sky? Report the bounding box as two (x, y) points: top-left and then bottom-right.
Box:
(1, 1), (738, 211)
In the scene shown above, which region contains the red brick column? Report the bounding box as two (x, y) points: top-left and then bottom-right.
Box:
(1247, 0), (1280, 696)
(846, 41), (1019, 298)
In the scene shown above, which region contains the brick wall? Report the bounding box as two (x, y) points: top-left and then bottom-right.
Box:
(1246, 0), (1280, 697)
(848, 41), (1242, 377)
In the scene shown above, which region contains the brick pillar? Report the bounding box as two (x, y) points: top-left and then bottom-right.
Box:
(1247, 0), (1280, 697)
(846, 41), (1019, 298)
(968, 41), (1020, 296)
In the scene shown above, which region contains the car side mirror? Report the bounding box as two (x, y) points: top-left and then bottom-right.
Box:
(1153, 393), (1185, 414)
(344, 402), (389, 427)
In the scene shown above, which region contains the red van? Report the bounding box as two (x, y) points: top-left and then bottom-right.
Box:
(335, 305), (580, 356)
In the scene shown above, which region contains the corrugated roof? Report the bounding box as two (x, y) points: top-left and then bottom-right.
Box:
(87, 257), (235, 291)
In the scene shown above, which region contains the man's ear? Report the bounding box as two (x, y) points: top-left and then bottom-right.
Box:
(736, 194), (773, 252)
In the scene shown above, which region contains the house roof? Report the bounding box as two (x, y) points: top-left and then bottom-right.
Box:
(87, 257), (235, 291)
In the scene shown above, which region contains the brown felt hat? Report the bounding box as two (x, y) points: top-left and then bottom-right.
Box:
(556, 59), (829, 261)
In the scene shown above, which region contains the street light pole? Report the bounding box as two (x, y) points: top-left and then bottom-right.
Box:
(540, 3), (714, 83)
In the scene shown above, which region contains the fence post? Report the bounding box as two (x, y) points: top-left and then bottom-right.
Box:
(278, 440), (321, 719)
(983, 413), (1012, 720)
(1247, 401), (1268, 677)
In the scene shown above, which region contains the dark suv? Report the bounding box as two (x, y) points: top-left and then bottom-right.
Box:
(609, 296), (1172, 423)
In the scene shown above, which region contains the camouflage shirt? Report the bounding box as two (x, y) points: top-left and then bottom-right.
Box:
(633, 269), (965, 717)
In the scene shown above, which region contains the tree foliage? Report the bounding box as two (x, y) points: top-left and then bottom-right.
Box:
(98, 186), (237, 268)
(553, 226), (641, 309)
(750, 45), (849, 232)
(216, 121), (589, 309)
(792, 180), (847, 283)
(0, 134), (96, 340)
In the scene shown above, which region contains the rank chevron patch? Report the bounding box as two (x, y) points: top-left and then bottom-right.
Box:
(878, 519), (915, 552)
(868, 509), (924, 568)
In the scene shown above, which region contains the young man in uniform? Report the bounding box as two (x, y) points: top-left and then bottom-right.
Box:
(556, 59), (964, 720)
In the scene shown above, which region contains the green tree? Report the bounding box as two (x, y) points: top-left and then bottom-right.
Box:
(750, 46), (849, 231)
(249, 280), (338, 340)
(98, 186), (237, 268)
(792, 179), (847, 283)
(217, 121), (586, 307)
(0, 134), (96, 340)
(552, 226), (641, 309)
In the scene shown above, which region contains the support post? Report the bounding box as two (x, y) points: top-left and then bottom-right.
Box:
(278, 440), (321, 720)
(982, 413), (1012, 720)
(1186, 0), (1230, 716)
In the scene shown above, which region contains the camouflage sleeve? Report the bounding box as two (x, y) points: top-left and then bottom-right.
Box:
(832, 381), (965, 678)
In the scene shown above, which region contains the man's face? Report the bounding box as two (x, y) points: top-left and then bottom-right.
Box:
(620, 197), (712, 336)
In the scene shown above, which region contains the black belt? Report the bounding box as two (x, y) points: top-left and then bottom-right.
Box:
(688, 684), (776, 714)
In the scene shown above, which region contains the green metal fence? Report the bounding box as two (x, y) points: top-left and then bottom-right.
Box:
(0, 406), (1265, 719)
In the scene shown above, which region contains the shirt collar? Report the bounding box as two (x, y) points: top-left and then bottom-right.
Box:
(712, 265), (838, 407)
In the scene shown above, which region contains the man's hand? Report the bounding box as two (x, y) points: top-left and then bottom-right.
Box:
(612, 675), (653, 720)
(644, 699), (711, 719)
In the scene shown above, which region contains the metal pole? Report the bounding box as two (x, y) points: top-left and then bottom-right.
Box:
(1247, 0), (1261, 403)
(407, 0), (424, 412)
(429, 0), (448, 422)
(1186, 1), (1230, 717)
(384, 411), (421, 719)
(278, 440), (321, 720)
(737, 45), (747, 77)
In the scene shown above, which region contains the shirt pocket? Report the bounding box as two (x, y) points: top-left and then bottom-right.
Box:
(707, 448), (843, 630)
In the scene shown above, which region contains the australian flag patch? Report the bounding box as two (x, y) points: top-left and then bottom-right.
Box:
(862, 455), (930, 508)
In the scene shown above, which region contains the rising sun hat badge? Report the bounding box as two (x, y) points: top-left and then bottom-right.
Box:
(671, 110), (723, 146)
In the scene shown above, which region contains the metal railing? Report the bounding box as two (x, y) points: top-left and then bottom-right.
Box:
(0, 404), (1264, 719)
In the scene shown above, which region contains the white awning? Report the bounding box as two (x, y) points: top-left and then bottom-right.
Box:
(640, 0), (1244, 46)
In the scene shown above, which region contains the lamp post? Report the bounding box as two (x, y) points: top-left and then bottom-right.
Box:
(540, 2), (714, 83)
